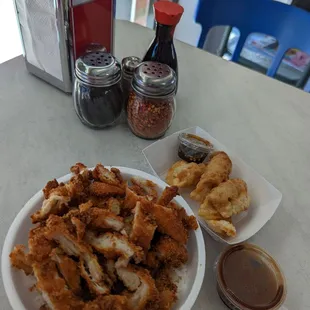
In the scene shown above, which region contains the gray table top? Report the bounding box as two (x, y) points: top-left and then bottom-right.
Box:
(1, 20), (310, 310)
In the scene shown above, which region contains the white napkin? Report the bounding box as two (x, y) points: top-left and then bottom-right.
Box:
(15, 0), (63, 81)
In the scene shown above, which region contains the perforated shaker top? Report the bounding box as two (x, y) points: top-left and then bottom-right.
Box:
(75, 52), (121, 87)
(132, 61), (176, 97)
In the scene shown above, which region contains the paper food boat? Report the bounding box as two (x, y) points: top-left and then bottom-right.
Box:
(143, 126), (282, 244)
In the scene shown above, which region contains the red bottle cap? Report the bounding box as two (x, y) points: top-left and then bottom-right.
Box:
(154, 1), (184, 26)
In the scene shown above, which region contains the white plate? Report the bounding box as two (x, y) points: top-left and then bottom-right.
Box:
(2, 167), (206, 310)
(143, 127), (283, 245)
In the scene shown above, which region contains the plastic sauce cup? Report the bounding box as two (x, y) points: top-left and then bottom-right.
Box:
(216, 244), (287, 310)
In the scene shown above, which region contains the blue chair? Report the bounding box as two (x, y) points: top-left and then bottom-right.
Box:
(195, 0), (310, 77)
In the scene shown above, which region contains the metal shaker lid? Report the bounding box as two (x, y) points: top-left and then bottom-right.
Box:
(122, 56), (141, 77)
(131, 61), (176, 97)
(75, 52), (121, 87)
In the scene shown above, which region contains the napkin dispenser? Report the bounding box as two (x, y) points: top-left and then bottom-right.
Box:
(14, 0), (115, 93)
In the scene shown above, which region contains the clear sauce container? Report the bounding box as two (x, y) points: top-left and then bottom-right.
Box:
(216, 244), (287, 310)
(127, 61), (176, 139)
(178, 133), (213, 163)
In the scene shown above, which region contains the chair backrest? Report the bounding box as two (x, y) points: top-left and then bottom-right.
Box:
(195, 0), (310, 77)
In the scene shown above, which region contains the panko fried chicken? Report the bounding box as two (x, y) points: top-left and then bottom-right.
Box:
(157, 186), (179, 207)
(10, 163), (198, 310)
(190, 151), (232, 203)
(166, 160), (205, 188)
(130, 201), (157, 253)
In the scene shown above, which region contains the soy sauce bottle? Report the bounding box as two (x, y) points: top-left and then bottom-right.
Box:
(143, 1), (184, 93)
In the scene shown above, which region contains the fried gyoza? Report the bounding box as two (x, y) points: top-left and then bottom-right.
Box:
(201, 179), (250, 219)
(166, 160), (205, 188)
(205, 219), (236, 237)
(190, 151), (232, 203)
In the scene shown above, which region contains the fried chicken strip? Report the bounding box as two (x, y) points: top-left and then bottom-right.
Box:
(9, 245), (33, 275)
(190, 151), (232, 203)
(130, 201), (157, 253)
(92, 164), (123, 187)
(89, 182), (125, 197)
(144, 203), (188, 244)
(166, 160), (205, 188)
(45, 215), (112, 295)
(131, 177), (158, 202)
(50, 248), (81, 294)
(85, 231), (144, 267)
(119, 266), (159, 310)
(155, 236), (188, 268)
(157, 186), (178, 207)
(33, 260), (84, 310)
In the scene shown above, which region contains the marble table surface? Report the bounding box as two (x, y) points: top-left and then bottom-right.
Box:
(1, 20), (310, 310)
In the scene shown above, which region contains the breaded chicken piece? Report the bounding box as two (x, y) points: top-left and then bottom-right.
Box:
(124, 186), (143, 209)
(155, 236), (188, 268)
(70, 162), (87, 174)
(85, 231), (144, 266)
(33, 260), (84, 310)
(31, 186), (70, 223)
(120, 266), (159, 310)
(93, 164), (123, 187)
(45, 215), (111, 295)
(190, 151), (232, 203)
(71, 216), (86, 240)
(79, 200), (94, 212)
(169, 201), (199, 231)
(166, 160), (205, 188)
(89, 182), (125, 197)
(131, 177), (158, 202)
(43, 179), (59, 199)
(116, 264), (141, 291)
(86, 208), (124, 232)
(130, 201), (157, 253)
(144, 203), (188, 244)
(83, 295), (128, 310)
(9, 245), (33, 275)
(155, 267), (177, 310)
(107, 197), (122, 215)
(157, 186), (178, 207)
(50, 248), (81, 294)
(205, 179), (250, 219)
(206, 219), (236, 237)
(28, 225), (55, 263)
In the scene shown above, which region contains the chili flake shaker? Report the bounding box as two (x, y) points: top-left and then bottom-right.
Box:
(127, 61), (177, 139)
(73, 52), (123, 129)
(122, 56), (141, 106)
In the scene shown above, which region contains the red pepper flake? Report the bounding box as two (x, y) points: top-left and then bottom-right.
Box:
(127, 90), (174, 139)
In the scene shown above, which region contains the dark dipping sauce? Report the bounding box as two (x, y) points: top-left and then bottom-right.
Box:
(217, 244), (286, 310)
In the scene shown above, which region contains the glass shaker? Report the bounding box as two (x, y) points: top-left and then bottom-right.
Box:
(127, 61), (177, 139)
(73, 52), (123, 129)
(121, 56), (141, 107)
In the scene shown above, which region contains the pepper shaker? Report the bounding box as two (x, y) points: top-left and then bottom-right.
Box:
(73, 52), (123, 129)
(127, 61), (177, 139)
